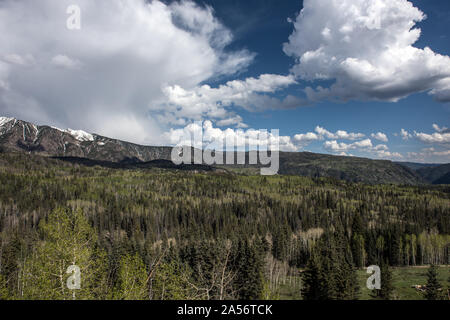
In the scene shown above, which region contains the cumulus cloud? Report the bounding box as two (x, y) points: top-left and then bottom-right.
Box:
(399, 125), (450, 162)
(400, 128), (412, 140)
(314, 126), (336, 139)
(293, 132), (320, 147)
(432, 123), (449, 133)
(323, 137), (401, 159)
(163, 120), (297, 152)
(164, 122), (413, 160)
(216, 116), (248, 128)
(324, 138), (374, 152)
(407, 147), (450, 163)
(323, 140), (353, 153)
(413, 124), (450, 145)
(414, 131), (450, 144)
(164, 123), (373, 153)
(0, 0), (254, 144)
(156, 74), (303, 127)
(374, 150), (403, 159)
(283, 0), (450, 102)
(314, 126), (364, 140)
(288, 126), (366, 150)
(371, 132), (388, 142)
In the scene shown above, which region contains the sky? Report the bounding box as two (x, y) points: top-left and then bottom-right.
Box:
(0, 0), (449, 163)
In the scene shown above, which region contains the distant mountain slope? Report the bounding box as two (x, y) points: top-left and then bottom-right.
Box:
(415, 163), (450, 184)
(395, 162), (441, 171)
(277, 152), (423, 185)
(433, 171), (450, 184)
(0, 116), (435, 185)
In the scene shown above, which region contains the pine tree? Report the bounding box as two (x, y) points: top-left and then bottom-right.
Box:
(301, 250), (325, 300)
(235, 239), (264, 300)
(424, 264), (443, 300)
(272, 225), (289, 261)
(351, 233), (366, 268)
(301, 231), (359, 300)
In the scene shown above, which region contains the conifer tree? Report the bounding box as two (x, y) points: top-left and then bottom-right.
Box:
(424, 264), (443, 300)
(235, 239), (264, 300)
(301, 250), (325, 300)
(301, 231), (359, 300)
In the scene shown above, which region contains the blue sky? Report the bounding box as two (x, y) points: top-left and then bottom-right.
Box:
(0, 0), (449, 162)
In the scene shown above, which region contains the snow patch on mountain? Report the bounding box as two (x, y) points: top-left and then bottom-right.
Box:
(0, 117), (14, 127)
(66, 129), (94, 142)
(51, 126), (64, 132)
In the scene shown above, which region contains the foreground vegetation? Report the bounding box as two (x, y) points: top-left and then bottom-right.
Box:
(0, 153), (448, 300)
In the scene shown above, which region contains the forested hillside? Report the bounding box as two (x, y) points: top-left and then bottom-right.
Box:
(0, 152), (449, 300)
(416, 164), (450, 184)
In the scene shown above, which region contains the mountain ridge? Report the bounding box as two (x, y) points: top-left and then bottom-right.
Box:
(1, 117), (448, 185)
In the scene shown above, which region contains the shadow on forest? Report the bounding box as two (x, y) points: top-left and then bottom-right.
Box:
(52, 156), (218, 172)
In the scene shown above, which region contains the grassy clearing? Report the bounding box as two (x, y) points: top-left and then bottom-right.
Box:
(358, 265), (450, 300)
(278, 266), (450, 300)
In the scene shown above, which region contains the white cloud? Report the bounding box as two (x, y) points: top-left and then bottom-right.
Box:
(323, 137), (402, 159)
(400, 128), (412, 140)
(293, 132), (320, 148)
(323, 140), (352, 153)
(284, 0), (450, 102)
(371, 132), (388, 142)
(51, 55), (82, 70)
(2, 54), (35, 67)
(314, 126), (364, 140)
(414, 131), (450, 144)
(163, 120), (297, 152)
(432, 123), (448, 133)
(375, 150), (403, 159)
(323, 139), (373, 153)
(0, 0), (254, 144)
(157, 74), (302, 127)
(374, 144), (389, 151)
(336, 130), (365, 140)
(293, 132), (320, 142)
(407, 147), (450, 163)
(405, 125), (450, 162)
(353, 139), (373, 148)
(216, 116), (248, 128)
(314, 126), (336, 139)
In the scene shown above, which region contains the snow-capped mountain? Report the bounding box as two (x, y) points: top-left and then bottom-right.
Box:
(0, 117), (172, 162)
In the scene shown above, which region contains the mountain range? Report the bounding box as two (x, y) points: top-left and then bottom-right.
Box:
(1, 116), (449, 185)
